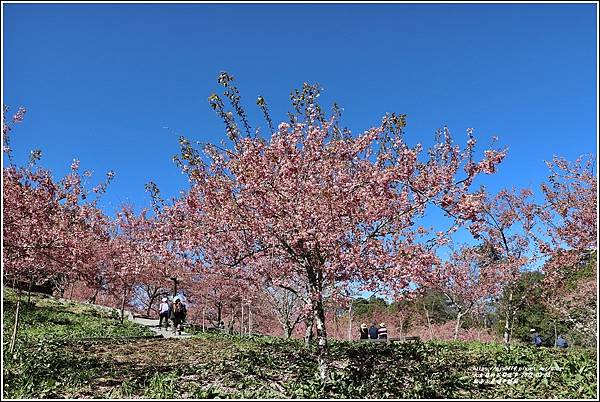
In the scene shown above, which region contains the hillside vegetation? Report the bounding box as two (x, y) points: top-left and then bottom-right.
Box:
(2, 290), (596, 399)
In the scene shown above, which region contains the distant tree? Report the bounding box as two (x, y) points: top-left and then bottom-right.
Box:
(468, 189), (541, 343)
(425, 245), (503, 340)
(541, 252), (597, 346)
(494, 270), (552, 344)
(409, 289), (454, 340)
(263, 277), (307, 339)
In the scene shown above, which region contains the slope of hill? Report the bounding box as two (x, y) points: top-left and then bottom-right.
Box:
(2, 289), (596, 399)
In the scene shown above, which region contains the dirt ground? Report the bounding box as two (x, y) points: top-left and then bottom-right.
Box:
(73, 337), (232, 368)
(66, 337), (249, 398)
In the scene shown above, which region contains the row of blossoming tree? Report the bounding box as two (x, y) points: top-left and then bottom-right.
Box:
(3, 73), (596, 377)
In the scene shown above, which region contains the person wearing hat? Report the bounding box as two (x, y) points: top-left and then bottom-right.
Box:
(359, 323), (369, 340)
(530, 328), (542, 347)
(378, 322), (388, 340)
(158, 297), (171, 330)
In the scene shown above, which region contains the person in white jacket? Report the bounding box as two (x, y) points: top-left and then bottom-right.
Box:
(158, 297), (171, 330)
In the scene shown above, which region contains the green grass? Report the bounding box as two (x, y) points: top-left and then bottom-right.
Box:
(2, 288), (153, 398)
(2, 289), (597, 399)
(3, 288), (152, 342)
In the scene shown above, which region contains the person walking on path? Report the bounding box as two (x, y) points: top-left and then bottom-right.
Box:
(158, 297), (171, 330)
(170, 296), (187, 335)
(368, 322), (379, 340)
(360, 323), (369, 340)
(378, 322), (388, 340)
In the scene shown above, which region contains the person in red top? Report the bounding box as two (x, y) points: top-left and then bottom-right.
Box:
(378, 322), (388, 339)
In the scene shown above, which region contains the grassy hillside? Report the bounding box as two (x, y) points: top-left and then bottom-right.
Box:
(2, 290), (596, 399)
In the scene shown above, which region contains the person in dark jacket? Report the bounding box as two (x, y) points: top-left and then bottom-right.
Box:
(378, 323), (388, 340)
(368, 322), (379, 340)
(530, 328), (542, 347)
(170, 296), (187, 335)
(556, 334), (569, 349)
(359, 323), (369, 340)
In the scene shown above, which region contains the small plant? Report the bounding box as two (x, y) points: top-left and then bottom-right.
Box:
(144, 371), (178, 399)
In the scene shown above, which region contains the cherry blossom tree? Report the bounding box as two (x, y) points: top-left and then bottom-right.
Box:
(459, 155), (596, 344)
(157, 73), (506, 378)
(540, 155), (597, 280)
(549, 272), (597, 345)
(524, 154), (596, 345)
(3, 106), (114, 352)
(3, 105), (113, 296)
(465, 188), (542, 343)
(3, 157), (113, 293)
(425, 245), (503, 340)
(183, 268), (257, 333)
(262, 277), (308, 339)
(102, 206), (191, 322)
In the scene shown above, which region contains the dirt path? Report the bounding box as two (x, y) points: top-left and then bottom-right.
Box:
(131, 316), (193, 339)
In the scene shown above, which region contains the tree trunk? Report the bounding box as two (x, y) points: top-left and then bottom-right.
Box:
(27, 276), (34, 303)
(424, 304), (433, 341)
(503, 290), (514, 344)
(454, 312), (463, 341)
(216, 302), (223, 328)
(145, 287), (162, 317)
(348, 303), (353, 341)
(399, 319), (404, 341)
(9, 289), (22, 356)
(89, 286), (99, 305)
(202, 296), (206, 332)
(284, 323), (293, 339)
(304, 310), (315, 346)
(241, 303), (245, 335)
(248, 304), (252, 335)
(509, 310), (516, 342)
(313, 297), (328, 381)
(146, 293), (156, 317)
(55, 275), (66, 298)
(553, 321), (558, 347)
(171, 278), (178, 298)
(120, 287), (127, 325)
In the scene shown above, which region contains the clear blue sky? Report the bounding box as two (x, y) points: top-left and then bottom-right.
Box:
(3, 3), (597, 219)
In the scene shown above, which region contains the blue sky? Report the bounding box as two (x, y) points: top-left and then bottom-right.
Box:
(3, 3), (597, 222)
